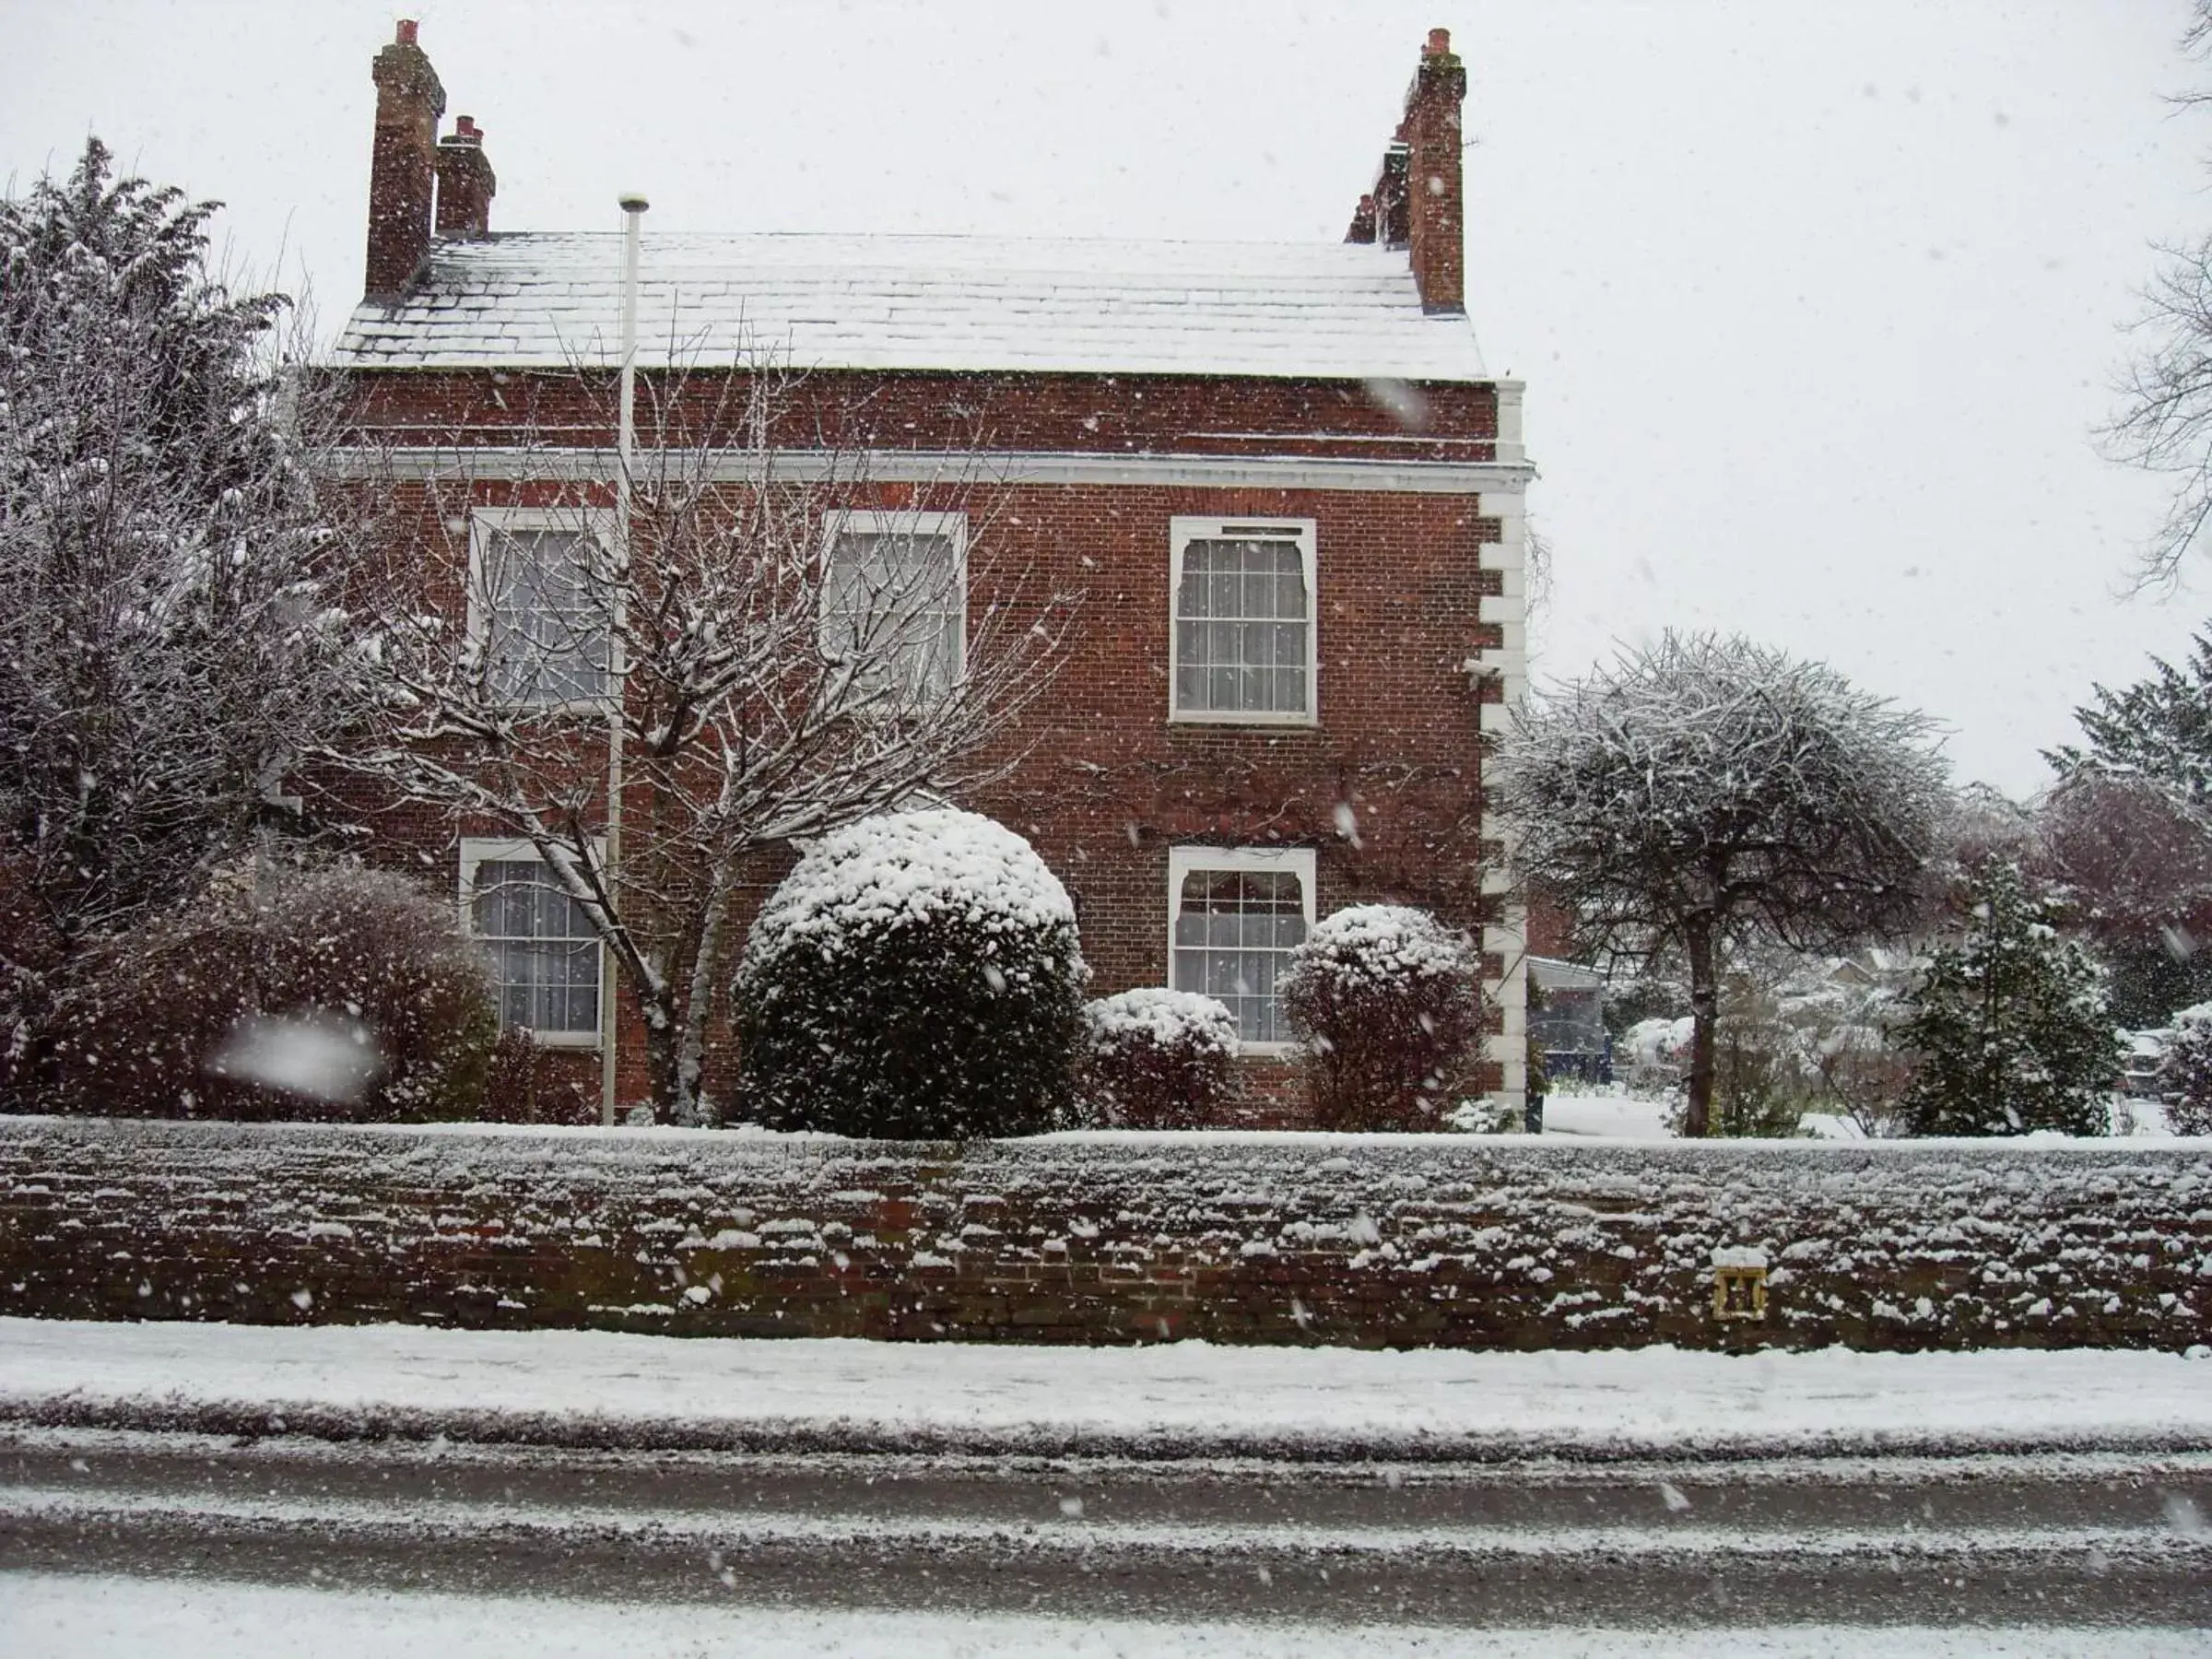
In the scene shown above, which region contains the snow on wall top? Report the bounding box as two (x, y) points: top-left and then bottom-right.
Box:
(333, 231), (1489, 381)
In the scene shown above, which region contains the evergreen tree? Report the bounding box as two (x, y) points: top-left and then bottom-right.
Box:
(1897, 860), (2120, 1136)
(2160, 1003), (2212, 1135)
(2046, 632), (2212, 805)
(1, 139), (359, 1087)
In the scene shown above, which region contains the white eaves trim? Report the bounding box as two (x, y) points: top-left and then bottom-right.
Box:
(332, 445), (1535, 499)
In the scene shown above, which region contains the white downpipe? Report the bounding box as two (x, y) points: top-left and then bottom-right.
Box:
(603, 193), (647, 1125)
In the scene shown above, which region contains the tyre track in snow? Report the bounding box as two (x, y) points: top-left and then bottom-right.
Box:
(5, 1430), (2208, 1628)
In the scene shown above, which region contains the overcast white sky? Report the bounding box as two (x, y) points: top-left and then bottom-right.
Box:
(6, 0), (2209, 794)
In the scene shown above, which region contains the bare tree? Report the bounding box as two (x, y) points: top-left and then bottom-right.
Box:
(1491, 632), (1949, 1136)
(1, 141), (363, 1082)
(2106, 2), (2212, 583)
(336, 357), (1070, 1124)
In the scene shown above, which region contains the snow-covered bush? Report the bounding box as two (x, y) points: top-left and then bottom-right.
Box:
(1618, 1016), (1693, 1095)
(1078, 988), (1239, 1129)
(41, 865), (497, 1122)
(481, 1027), (597, 1126)
(2159, 1003), (2212, 1135)
(1896, 860), (2119, 1136)
(1278, 903), (1484, 1132)
(734, 809), (1086, 1137)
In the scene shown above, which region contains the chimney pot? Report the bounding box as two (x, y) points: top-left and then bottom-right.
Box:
(435, 114), (498, 240)
(364, 19), (448, 297)
(1344, 33), (1465, 312)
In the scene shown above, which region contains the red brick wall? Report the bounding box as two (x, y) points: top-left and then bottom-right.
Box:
(331, 367), (1506, 1119)
(338, 369), (1500, 462)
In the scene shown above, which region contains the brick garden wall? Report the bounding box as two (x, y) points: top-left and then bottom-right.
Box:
(4, 1118), (2206, 1352)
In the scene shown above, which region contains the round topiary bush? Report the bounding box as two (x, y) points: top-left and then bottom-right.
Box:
(1079, 987), (1239, 1129)
(1277, 902), (1485, 1132)
(41, 864), (497, 1122)
(2161, 1003), (2212, 1135)
(734, 808), (1086, 1137)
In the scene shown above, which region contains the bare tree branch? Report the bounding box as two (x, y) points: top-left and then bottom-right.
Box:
(330, 347), (1073, 1123)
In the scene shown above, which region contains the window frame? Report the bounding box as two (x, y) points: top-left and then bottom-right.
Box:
(457, 836), (606, 1050)
(1167, 515), (1319, 728)
(465, 504), (618, 714)
(818, 508), (971, 700)
(1165, 843), (1319, 1056)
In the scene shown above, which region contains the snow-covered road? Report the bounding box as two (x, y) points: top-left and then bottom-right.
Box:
(2, 1321), (2209, 1644)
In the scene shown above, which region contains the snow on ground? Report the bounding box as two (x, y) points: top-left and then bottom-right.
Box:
(1, 1574), (2204, 1658)
(4, 1319), (2207, 1457)
(1540, 1093), (1677, 1139)
(1537, 1091), (2188, 1142)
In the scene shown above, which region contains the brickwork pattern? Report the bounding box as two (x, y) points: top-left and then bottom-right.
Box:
(334, 458), (1506, 1113)
(4, 1120), (2206, 1352)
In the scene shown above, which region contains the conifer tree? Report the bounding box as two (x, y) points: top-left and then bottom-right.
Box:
(1897, 860), (2119, 1136)
(2, 140), (359, 1084)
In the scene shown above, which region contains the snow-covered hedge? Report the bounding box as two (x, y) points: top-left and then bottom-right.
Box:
(1277, 904), (1484, 1131)
(1079, 988), (1239, 1129)
(734, 809), (1086, 1137)
(2, 1116), (2205, 1354)
(37, 865), (496, 1124)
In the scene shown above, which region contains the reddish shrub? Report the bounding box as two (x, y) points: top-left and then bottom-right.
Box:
(1278, 903), (1485, 1132)
(482, 1026), (598, 1125)
(1079, 988), (1239, 1129)
(41, 864), (495, 1122)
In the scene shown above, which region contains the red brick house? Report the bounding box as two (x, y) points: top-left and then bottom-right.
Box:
(333, 21), (1533, 1123)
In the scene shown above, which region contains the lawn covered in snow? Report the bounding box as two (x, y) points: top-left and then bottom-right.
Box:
(1537, 1091), (2191, 1142)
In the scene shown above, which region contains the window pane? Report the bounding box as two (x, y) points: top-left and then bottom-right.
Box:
(471, 859), (599, 1036)
(1177, 562), (1211, 619)
(485, 528), (610, 708)
(1172, 865), (1309, 1043)
(822, 528), (960, 700)
(1171, 535), (1310, 716)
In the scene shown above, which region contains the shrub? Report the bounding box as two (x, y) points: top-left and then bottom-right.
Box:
(41, 864), (496, 1122)
(734, 808), (1086, 1137)
(1896, 859), (2119, 1136)
(2161, 1003), (2212, 1135)
(482, 1026), (598, 1125)
(1278, 903), (1484, 1132)
(1079, 988), (1239, 1129)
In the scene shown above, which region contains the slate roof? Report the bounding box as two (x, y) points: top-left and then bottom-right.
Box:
(335, 231), (1488, 382)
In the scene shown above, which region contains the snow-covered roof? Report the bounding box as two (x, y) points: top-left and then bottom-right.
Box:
(335, 231), (1488, 381)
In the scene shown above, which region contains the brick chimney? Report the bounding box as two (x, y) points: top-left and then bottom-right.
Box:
(364, 18), (446, 300)
(1345, 28), (1465, 316)
(435, 115), (497, 240)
